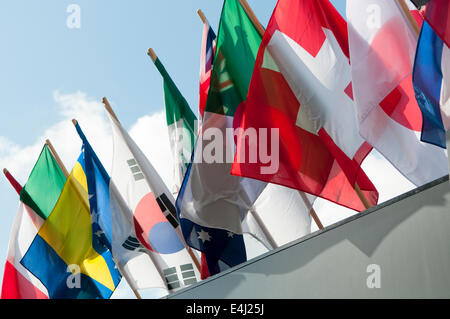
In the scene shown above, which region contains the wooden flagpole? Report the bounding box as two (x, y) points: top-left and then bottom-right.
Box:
(3, 168), (23, 195)
(238, 0), (265, 38)
(354, 182), (371, 210)
(147, 48), (157, 63)
(45, 139), (69, 178)
(397, 0), (421, 36)
(197, 9), (207, 24)
(249, 209), (278, 249)
(298, 192), (324, 230)
(101, 97), (202, 274)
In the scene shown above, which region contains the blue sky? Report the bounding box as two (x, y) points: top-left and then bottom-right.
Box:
(2, 0), (413, 299)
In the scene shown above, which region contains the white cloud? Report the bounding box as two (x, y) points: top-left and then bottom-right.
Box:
(129, 112), (174, 191)
(0, 91), (175, 191)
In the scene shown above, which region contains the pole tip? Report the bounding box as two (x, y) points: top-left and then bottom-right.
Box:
(102, 97), (108, 105)
(147, 48), (157, 62)
(72, 119), (78, 126)
(3, 168), (8, 175)
(197, 9), (206, 24)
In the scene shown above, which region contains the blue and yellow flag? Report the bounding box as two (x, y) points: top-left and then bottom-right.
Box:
(20, 153), (121, 299)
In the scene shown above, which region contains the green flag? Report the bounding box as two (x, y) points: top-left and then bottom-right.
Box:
(205, 0), (262, 116)
(20, 145), (66, 220)
(154, 57), (197, 191)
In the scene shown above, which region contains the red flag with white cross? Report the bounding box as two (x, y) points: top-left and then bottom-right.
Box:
(231, 0), (378, 212)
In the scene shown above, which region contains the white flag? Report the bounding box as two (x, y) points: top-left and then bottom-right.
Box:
(108, 113), (200, 293)
(347, 0), (448, 186)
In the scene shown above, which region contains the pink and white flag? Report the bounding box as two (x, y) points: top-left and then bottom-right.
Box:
(347, 0), (448, 186)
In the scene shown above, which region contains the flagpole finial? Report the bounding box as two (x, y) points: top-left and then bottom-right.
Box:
(72, 119), (78, 126)
(147, 48), (157, 62)
(45, 139), (70, 178)
(102, 97), (120, 122)
(197, 9), (206, 24)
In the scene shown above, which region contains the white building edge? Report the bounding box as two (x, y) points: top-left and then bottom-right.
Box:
(169, 175), (450, 299)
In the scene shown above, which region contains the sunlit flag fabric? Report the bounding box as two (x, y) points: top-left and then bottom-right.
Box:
(177, 0), (265, 234)
(199, 19), (217, 120)
(414, 0), (450, 48)
(1, 145), (65, 299)
(152, 57), (197, 191)
(250, 183), (312, 247)
(232, 0), (378, 212)
(74, 122), (166, 293)
(413, 21), (450, 148)
(177, 152), (247, 277)
(347, 0), (448, 186)
(20, 154), (121, 299)
(107, 111), (200, 293)
(176, 0), (266, 276)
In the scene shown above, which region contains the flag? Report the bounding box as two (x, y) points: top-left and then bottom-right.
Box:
(199, 20), (217, 119)
(74, 122), (169, 293)
(413, 20), (450, 148)
(414, 0), (450, 48)
(408, 0), (426, 27)
(153, 57), (197, 191)
(250, 183), (312, 247)
(20, 153), (121, 299)
(232, 0), (378, 212)
(107, 111), (200, 293)
(176, 0), (266, 276)
(347, 0), (448, 186)
(1, 145), (65, 299)
(177, 151), (247, 277)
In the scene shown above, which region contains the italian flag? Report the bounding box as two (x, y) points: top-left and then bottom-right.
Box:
(152, 56), (197, 192)
(1, 145), (66, 299)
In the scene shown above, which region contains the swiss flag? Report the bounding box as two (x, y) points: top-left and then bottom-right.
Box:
(231, 0), (378, 212)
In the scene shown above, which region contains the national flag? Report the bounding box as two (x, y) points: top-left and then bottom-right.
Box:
(152, 56), (198, 191)
(176, 0), (266, 276)
(73, 122), (168, 293)
(408, 0), (426, 27)
(413, 20), (450, 149)
(413, 0), (450, 48)
(1, 145), (65, 299)
(347, 0), (448, 186)
(106, 110), (200, 293)
(199, 20), (217, 119)
(20, 153), (121, 299)
(232, 0), (378, 212)
(177, 150), (247, 277)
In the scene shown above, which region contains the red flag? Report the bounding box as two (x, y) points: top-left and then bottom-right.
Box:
(199, 21), (216, 120)
(231, 0), (378, 212)
(421, 0), (450, 48)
